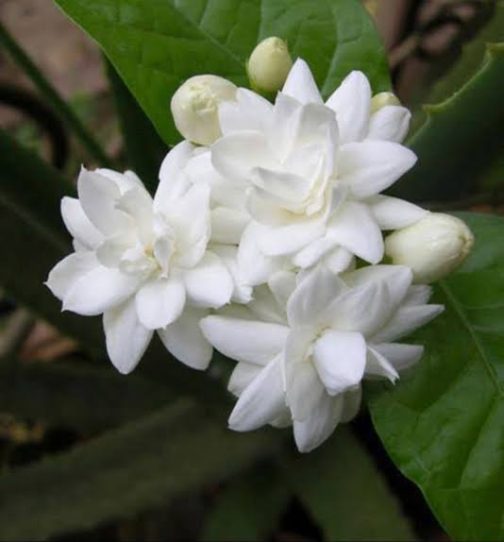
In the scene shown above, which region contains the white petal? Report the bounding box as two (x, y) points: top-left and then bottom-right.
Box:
(200, 315), (289, 365)
(293, 393), (344, 453)
(135, 278), (186, 330)
(237, 223), (282, 286)
(49, 254), (139, 316)
(268, 271), (296, 309)
(228, 362), (262, 396)
(257, 219), (325, 257)
(292, 233), (339, 269)
(103, 298), (153, 374)
(158, 307), (212, 370)
(337, 141), (417, 198)
(372, 304), (444, 343)
(211, 131), (276, 183)
(282, 58), (323, 105)
(184, 252), (233, 308)
(98, 168), (143, 193)
(326, 71), (371, 143)
(116, 187), (154, 245)
(324, 246), (354, 274)
(313, 330), (367, 395)
(366, 346), (399, 382)
(287, 265), (346, 327)
(61, 197), (102, 249)
(46, 251), (96, 302)
(326, 280), (389, 337)
(156, 141), (194, 204)
(219, 88), (273, 135)
(77, 167), (127, 235)
(211, 244), (253, 304)
(228, 355), (286, 431)
(328, 201), (383, 263)
(403, 285), (433, 306)
(368, 105), (411, 143)
(343, 265), (413, 315)
(368, 195), (427, 230)
(372, 343), (424, 373)
(210, 207), (248, 244)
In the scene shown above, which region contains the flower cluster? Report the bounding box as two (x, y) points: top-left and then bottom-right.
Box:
(47, 40), (473, 452)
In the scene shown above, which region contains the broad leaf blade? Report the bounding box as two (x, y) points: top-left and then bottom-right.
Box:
(106, 58), (167, 192)
(285, 427), (416, 541)
(0, 401), (280, 541)
(55, 0), (390, 145)
(368, 213), (504, 541)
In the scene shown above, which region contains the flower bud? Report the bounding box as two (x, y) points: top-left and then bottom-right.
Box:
(370, 91), (401, 113)
(247, 37), (293, 93)
(171, 75), (237, 145)
(385, 213), (474, 283)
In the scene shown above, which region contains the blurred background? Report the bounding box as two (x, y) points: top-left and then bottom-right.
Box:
(0, 1), (500, 540)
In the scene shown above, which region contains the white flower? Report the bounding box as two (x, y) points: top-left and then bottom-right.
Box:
(46, 142), (233, 374)
(247, 37), (293, 93)
(171, 75), (237, 145)
(201, 265), (443, 452)
(211, 59), (425, 281)
(385, 213), (474, 283)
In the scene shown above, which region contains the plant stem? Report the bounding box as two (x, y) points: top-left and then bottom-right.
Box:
(0, 22), (112, 167)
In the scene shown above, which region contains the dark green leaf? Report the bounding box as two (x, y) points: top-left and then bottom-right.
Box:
(285, 427), (416, 541)
(202, 463), (289, 541)
(106, 58), (167, 192)
(55, 0), (390, 145)
(0, 130), (104, 356)
(392, 44), (504, 203)
(0, 22), (111, 167)
(368, 212), (504, 541)
(0, 401), (279, 541)
(0, 360), (172, 432)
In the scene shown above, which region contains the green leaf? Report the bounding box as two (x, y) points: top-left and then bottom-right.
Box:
(54, 0), (390, 145)
(285, 427), (416, 541)
(201, 464), (289, 541)
(106, 58), (167, 192)
(368, 212), (504, 541)
(0, 360), (173, 432)
(0, 129), (104, 356)
(0, 22), (111, 167)
(0, 401), (280, 541)
(427, 1), (504, 104)
(392, 44), (504, 203)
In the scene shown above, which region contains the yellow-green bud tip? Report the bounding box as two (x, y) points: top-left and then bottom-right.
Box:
(247, 37), (293, 93)
(370, 92), (401, 114)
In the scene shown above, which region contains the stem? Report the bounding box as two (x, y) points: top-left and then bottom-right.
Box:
(0, 22), (112, 167)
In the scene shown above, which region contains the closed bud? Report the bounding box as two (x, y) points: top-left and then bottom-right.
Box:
(385, 213), (474, 283)
(171, 75), (237, 145)
(247, 37), (293, 93)
(370, 91), (401, 113)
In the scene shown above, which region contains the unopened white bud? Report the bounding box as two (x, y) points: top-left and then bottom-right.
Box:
(247, 37), (293, 93)
(385, 213), (474, 284)
(171, 75), (237, 145)
(370, 91), (401, 113)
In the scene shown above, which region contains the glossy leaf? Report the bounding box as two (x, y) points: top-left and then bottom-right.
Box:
(106, 58), (167, 192)
(0, 401), (280, 541)
(0, 360), (173, 432)
(55, 0), (390, 145)
(392, 44), (504, 202)
(368, 212), (504, 541)
(285, 427), (416, 541)
(202, 464), (289, 541)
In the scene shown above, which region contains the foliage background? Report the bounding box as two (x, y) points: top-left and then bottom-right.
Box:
(0, 1), (502, 540)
